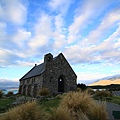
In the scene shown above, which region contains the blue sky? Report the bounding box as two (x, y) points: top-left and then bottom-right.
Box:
(0, 0), (120, 85)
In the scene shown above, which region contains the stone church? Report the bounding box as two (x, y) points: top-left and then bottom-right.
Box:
(19, 53), (77, 97)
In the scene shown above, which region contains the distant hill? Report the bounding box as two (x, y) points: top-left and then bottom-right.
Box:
(89, 74), (120, 86)
(0, 79), (19, 90)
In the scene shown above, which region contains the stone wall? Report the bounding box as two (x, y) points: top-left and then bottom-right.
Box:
(19, 75), (43, 97)
(42, 53), (77, 95)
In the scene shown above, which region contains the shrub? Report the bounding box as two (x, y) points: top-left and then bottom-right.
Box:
(77, 83), (86, 91)
(7, 91), (13, 95)
(0, 90), (4, 98)
(0, 101), (48, 120)
(39, 87), (50, 97)
(94, 90), (112, 100)
(6, 91), (14, 97)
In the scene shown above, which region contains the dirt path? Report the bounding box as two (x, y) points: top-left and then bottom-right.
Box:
(106, 102), (120, 120)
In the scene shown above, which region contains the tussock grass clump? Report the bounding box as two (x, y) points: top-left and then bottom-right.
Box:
(76, 87), (82, 92)
(0, 101), (48, 120)
(55, 94), (63, 99)
(76, 111), (89, 120)
(86, 88), (95, 95)
(60, 91), (95, 114)
(48, 107), (72, 120)
(60, 91), (108, 120)
(39, 87), (50, 97)
(88, 102), (108, 120)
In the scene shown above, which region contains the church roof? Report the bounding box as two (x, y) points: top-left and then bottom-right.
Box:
(20, 63), (45, 80)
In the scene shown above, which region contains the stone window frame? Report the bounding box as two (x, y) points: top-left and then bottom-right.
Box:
(32, 77), (35, 84)
(27, 79), (29, 84)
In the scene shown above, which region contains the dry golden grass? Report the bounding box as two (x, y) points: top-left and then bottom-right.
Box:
(86, 88), (95, 95)
(48, 107), (72, 120)
(76, 111), (89, 120)
(60, 91), (108, 120)
(76, 87), (82, 92)
(0, 91), (108, 120)
(87, 102), (108, 120)
(0, 101), (48, 120)
(60, 91), (95, 115)
(55, 94), (63, 99)
(39, 87), (50, 97)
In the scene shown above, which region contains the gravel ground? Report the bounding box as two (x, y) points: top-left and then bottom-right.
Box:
(106, 102), (120, 120)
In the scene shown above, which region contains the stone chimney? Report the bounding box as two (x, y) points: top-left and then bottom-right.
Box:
(44, 53), (53, 63)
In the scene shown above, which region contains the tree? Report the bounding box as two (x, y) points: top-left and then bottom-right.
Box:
(77, 83), (86, 91)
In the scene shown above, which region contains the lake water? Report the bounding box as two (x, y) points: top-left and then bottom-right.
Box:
(2, 88), (18, 94)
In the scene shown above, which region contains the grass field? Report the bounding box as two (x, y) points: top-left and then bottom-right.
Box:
(0, 98), (14, 108)
(39, 98), (61, 112)
(107, 96), (120, 105)
(0, 98), (14, 113)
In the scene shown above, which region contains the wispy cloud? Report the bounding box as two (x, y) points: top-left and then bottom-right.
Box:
(0, 0), (27, 25)
(86, 9), (120, 44)
(68, 0), (112, 44)
(48, 0), (73, 15)
(12, 29), (31, 47)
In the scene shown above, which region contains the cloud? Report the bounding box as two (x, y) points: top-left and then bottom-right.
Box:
(12, 29), (31, 47)
(28, 13), (52, 52)
(0, 0), (27, 25)
(16, 61), (35, 67)
(68, 0), (112, 44)
(0, 48), (19, 67)
(48, 0), (73, 15)
(86, 9), (120, 44)
(0, 78), (19, 89)
(64, 7), (120, 65)
(0, 0), (120, 73)
(52, 14), (67, 49)
(0, 22), (7, 43)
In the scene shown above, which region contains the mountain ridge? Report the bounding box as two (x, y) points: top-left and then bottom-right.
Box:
(0, 79), (19, 90)
(89, 74), (120, 86)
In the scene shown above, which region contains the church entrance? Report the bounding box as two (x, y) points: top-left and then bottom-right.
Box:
(58, 76), (64, 92)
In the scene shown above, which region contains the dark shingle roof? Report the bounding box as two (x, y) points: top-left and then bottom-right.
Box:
(20, 63), (45, 80)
